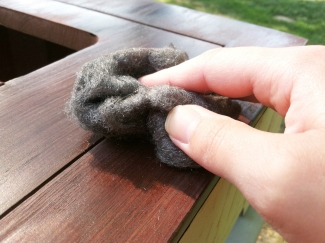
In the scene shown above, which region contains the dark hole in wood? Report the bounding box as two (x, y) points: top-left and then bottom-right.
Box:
(0, 25), (76, 82)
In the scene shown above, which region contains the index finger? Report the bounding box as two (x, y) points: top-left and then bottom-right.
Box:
(140, 46), (315, 116)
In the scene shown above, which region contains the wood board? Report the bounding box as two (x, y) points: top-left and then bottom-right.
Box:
(0, 0), (307, 242)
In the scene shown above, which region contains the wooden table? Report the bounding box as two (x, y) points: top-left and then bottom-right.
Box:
(0, 1), (307, 242)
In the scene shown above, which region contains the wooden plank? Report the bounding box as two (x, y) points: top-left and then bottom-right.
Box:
(0, 0), (221, 216)
(178, 178), (247, 243)
(0, 1), (98, 50)
(0, 25), (75, 82)
(170, 176), (221, 242)
(56, 0), (308, 47)
(0, 1), (296, 241)
(0, 109), (283, 242)
(0, 25), (15, 81)
(0, 139), (215, 242)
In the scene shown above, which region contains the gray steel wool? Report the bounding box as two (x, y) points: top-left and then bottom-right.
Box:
(67, 44), (241, 168)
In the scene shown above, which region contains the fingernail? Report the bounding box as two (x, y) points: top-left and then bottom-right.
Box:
(165, 106), (202, 144)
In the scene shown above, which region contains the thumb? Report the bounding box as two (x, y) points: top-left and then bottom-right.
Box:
(165, 106), (325, 243)
(165, 104), (284, 195)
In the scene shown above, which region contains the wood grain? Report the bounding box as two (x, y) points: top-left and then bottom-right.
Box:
(56, 0), (307, 47)
(0, 0), (219, 216)
(0, 1), (98, 50)
(0, 25), (75, 81)
(0, 139), (214, 242)
(0, 0), (305, 242)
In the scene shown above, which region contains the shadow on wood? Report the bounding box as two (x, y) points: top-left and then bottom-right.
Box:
(89, 138), (214, 199)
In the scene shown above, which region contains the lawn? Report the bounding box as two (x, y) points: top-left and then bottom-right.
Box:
(156, 0), (325, 45)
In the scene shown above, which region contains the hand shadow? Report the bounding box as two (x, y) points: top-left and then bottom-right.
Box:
(88, 136), (215, 200)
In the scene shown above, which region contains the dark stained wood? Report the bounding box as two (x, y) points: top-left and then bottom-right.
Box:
(0, 139), (214, 242)
(56, 0), (307, 47)
(0, 0), (307, 242)
(0, 1), (98, 50)
(0, 0), (219, 216)
(0, 25), (14, 81)
(0, 25), (75, 82)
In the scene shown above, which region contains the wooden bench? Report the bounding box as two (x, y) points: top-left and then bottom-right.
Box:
(0, 0), (307, 242)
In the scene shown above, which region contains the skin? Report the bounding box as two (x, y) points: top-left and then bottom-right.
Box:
(140, 46), (325, 243)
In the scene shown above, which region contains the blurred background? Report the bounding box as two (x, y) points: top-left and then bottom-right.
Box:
(156, 0), (325, 45)
(156, 0), (325, 242)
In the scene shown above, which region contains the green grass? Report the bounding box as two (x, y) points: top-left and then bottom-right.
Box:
(156, 0), (325, 45)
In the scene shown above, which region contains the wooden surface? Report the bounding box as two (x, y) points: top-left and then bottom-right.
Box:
(0, 139), (215, 242)
(180, 179), (247, 243)
(57, 0), (306, 47)
(0, 25), (76, 81)
(0, 0), (218, 216)
(0, 0), (307, 242)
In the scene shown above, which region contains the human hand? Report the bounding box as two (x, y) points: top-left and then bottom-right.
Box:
(140, 46), (325, 243)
